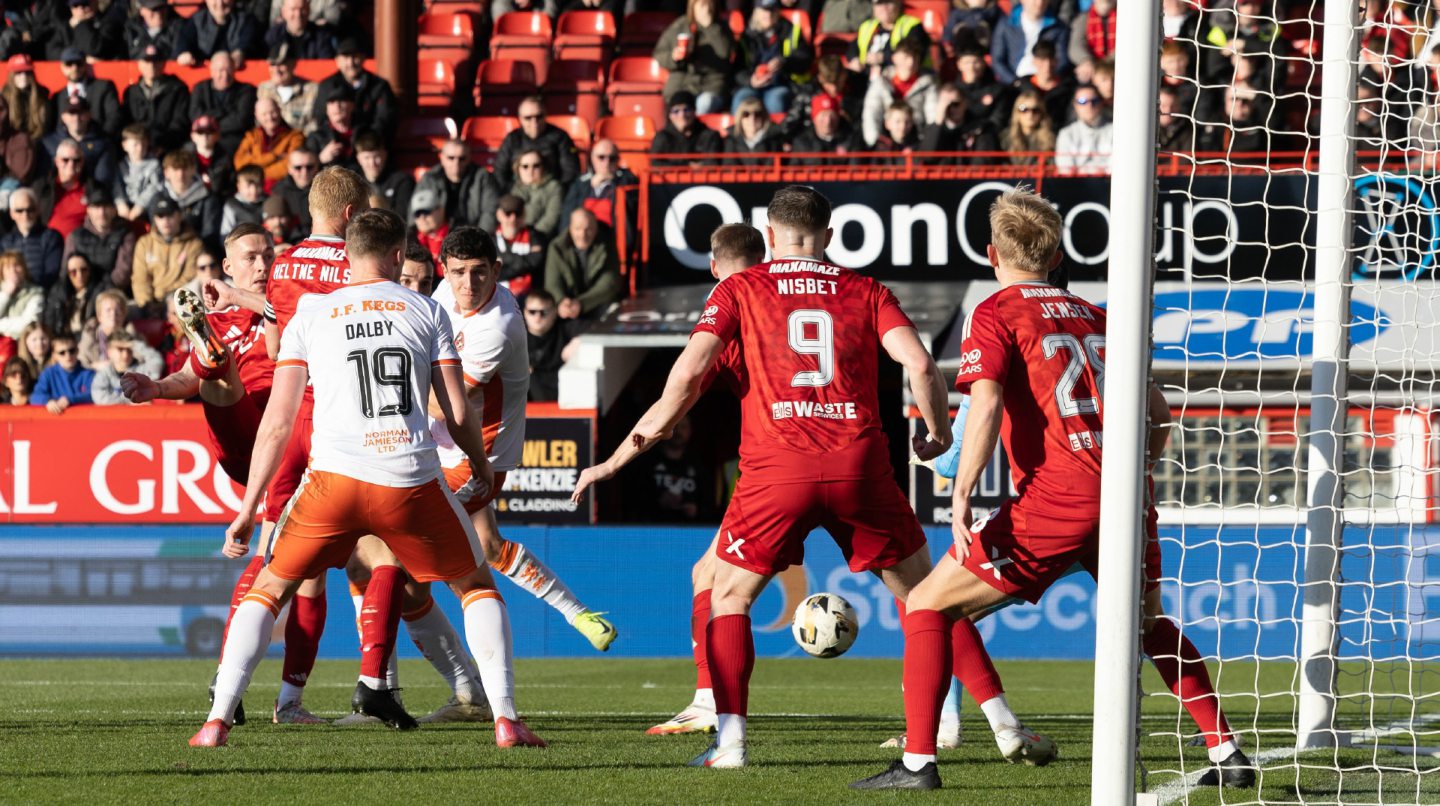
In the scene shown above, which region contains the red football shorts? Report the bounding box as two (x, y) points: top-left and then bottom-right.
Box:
(266, 409), (313, 516)
(202, 387), (269, 483)
(443, 464), (507, 514)
(715, 475), (927, 577)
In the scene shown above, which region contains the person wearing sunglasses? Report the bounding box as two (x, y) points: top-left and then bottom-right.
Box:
(561, 139), (637, 235)
(411, 138), (500, 232)
(29, 333), (93, 415)
(494, 96), (580, 189)
(34, 138), (90, 240)
(0, 188), (63, 289)
(507, 148), (562, 239)
(43, 93), (116, 189)
(270, 147), (319, 233)
(1054, 83), (1113, 175)
(724, 97), (788, 167)
(1000, 88), (1054, 166)
(649, 91), (724, 170)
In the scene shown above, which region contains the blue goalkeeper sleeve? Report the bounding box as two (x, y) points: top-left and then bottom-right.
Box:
(933, 395), (970, 480)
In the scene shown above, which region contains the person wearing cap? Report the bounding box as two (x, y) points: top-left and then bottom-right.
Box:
(3, 55), (51, 141)
(35, 140), (90, 239)
(305, 83), (358, 170)
(494, 194), (546, 297)
(189, 51), (258, 154)
(234, 97), (304, 184)
(354, 130), (413, 217)
(131, 197), (203, 315)
(494, 96), (580, 188)
(0, 90), (36, 187)
(127, 0), (186, 60)
(50, 50), (122, 139)
(411, 138), (500, 231)
(63, 184), (136, 294)
(543, 207), (621, 321)
(124, 45), (192, 153)
(312, 38), (397, 142)
(649, 91), (724, 168)
(791, 92), (865, 164)
(732, 0), (813, 116)
(265, 0), (336, 59)
(46, 0), (123, 61)
(173, 0), (264, 67)
(261, 193), (296, 247)
(406, 187), (449, 261)
(257, 41), (319, 134)
(654, 0), (734, 116)
(184, 115), (235, 196)
(0, 189), (63, 289)
(846, 0), (930, 74)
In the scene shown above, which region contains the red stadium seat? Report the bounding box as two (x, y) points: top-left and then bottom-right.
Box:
(545, 59), (604, 125)
(462, 115), (520, 164)
(595, 114), (656, 152)
(906, 0), (949, 40)
(606, 56), (667, 106)
(546, 114), (592, 152)
(478, 58), (538, 90)
(780, 9), (813, 42)
(607, 93), (667, 129)
(698, 112), (732, 137)
(618, 11), (677, 55)
(555, 10), (616, 45)
(493, 11), (553, 45)
(418, 11), (479, 49)
(418, 56), (458, 107)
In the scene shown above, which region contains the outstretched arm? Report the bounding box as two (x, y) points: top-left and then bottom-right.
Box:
(881, 325), (952, 460)
(223, 365), (305, 556)
(949, 378), (1003, 561)
(121, 363), (201, 402)
(431, 363), (495, 500)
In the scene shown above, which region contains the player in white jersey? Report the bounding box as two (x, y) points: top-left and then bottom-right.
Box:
(190, 208), (544, 749)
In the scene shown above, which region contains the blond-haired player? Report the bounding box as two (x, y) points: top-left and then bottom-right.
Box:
(190, 208), (543, 749)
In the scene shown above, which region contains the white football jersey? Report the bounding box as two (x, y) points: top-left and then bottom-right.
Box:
(277, 278), (460, 487)
(429, 280), (530, 472)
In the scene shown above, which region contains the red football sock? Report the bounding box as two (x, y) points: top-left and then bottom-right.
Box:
(188, 345), (230, 380)
(359, 565), (404, 683)
(1145, 618), (1231, 748)
(692, 590), (712, 690)
(706, 614), (754, 717)
(221, 555), (265, 654)
(952, 617), (1004, 704)
(902, 609), (953, 756)
(894, 596), (906, 627)
(282, 591), (327, 687)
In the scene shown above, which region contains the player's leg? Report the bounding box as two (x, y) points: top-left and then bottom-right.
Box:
(210, 519), (273, 727)
(691, 557), (771, 768)
(400, 578), (492, 724)
(885, 594), (964, 750)
(337, 535), (415, 729)
(648, 533), (720, 735)
(173, 287), (233, 390)
(274, 573), (327, 724)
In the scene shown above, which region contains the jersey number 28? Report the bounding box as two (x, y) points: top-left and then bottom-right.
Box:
(1042, 333), (1105, 417)
(347, 348), (413, 418)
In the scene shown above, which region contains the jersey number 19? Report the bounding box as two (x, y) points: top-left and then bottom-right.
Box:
(347, 348), (414, 418)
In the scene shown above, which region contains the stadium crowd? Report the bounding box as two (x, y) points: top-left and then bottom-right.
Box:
(0, 0), (1419, 412)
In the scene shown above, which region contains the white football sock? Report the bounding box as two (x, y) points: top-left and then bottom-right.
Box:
(278, 681), (305, 706)
(1209, 739), (1239, 764)
(979, 693), (1020, 732)
(716, 713), (746, 746)
(406, 602), (485, 704)
(692, 688), (715, 710)
(209, 598), (278, 723)
(903, 752), (936, 772)
(462, 590), (517, 721)
(493, 541), (587, 624)
(359, 675), (384, 690)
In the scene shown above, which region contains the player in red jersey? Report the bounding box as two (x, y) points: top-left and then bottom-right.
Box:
(853, 187), (1253, 790)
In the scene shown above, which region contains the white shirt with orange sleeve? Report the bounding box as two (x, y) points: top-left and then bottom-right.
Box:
(277, 278), (462, 487)
(428, 281), (530, 473)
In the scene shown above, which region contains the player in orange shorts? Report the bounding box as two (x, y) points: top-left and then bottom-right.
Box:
(189, 208), (544, 749)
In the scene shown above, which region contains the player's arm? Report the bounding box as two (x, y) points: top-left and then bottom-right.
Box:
(881, 325), (952, 460)
(204, 280), (267, 315)
(950, 378), (1003, 561)
(431, 362), (495, 498)
(1147, 383), (1172, 466)
(223, 364), (305, 556)
(120, 363), (201, 403)
(264, 319), (280, 360)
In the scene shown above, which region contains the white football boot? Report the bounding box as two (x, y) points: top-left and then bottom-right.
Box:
(687, 740), (747, 768)
(995, 723), (1058, 766)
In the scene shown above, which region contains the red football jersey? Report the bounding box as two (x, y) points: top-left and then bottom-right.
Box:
(207, 305), (273, 396)
(955, 282), (1106, 514)
(264, 234), (351, 335)
(691, 258), (914, 483)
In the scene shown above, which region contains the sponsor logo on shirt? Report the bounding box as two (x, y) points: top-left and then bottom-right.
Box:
(957, 348), (983, 376)
(771, 400), (858, 420)
(698, 305), (719, 326)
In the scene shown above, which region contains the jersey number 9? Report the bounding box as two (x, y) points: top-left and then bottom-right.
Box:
(788, 309), (835, 388)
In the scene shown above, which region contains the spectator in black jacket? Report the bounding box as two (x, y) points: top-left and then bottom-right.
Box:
(265, 0), (336, 59)
(188, 51), (257, 153)
(173, 0), (265, 66)
(649, 91), (723, 168)
(184, 115), (234, 195)
(355, 130), (413, 215)
(409, 139), (499, 230)
(271, 148), (317, 232)
(306, 84), (359, 170)
(161, 150), (222, 250)
(50, 51), (123, 139)
(523, 288), (575, 402)
(123, 46), (192, 154)
(1, 188), (62, 289)
(790, 93), (864, 163)
(47, 0), (123, 61)
(126, 0), (185, 60)
(42, 96), (116, 188)
(732, 0), (814, 115)
(495, 96), (581, 189)
(63, 185), (135, 292)
(311, 39), (397, 142)
(724, 96), (788, 165)
(919, 84), (1000, 163)
(42, 251), (108, 338)
(495, 194), (546, 296)
(561, 139), (637, 231)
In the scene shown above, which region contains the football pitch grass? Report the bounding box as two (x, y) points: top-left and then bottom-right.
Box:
(3, 658), (1436, 805)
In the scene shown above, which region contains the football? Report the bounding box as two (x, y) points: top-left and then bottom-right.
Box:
(791, 593), (859, 658)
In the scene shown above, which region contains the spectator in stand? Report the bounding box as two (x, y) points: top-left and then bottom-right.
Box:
(792, 92), (865, 162)
(3, 357), (34, 405)
(1160, 41), (1200, 120)
(1199, 0), (1283, 88)
(786, 55), (863, 135)
(258, 41), (318, 135)
(1352, 82), (1387, 151)
(51, 49), (123, 139)
(624, 415), (712, 521)
(306, 84), (359, 170)
(1054, 83), (1112, 174)
(64, 185), (135, 292)
(4, 189), (63, 289)
(266, 0), (346, 26)
(1161, 0), (1200, 62)
(1014, 40), (1076, 126)
(954, 45), (1012, 128)
(1000, 88), (1055, 164)
(407, 187), (448, 260)
(870, 101), (920, 158)
(78, 288), (160, 372)
(861, 37), (938, 146)
(650, 91), (724, 168)
(125, 45), (192, 153)
(1200, 83), (1279, 155)
(270, 148), (316, 232)
(0, 96), (35, 188)
(36, 140), (88, 240)
(235, 96), (304, 185)
(545, 208), (621, 321)
(180, 250), (224, 301)
(655, 0), (735, 116)
(43, 96), (116, 187)
(495, 194), (545, 296)
(847, 0), (929, 73)
(495, 96), (581, 188)
(523, 288), (576, 402)
(1156, 85), (1194, 152)
(173, 0), (264, 66)
(17, 320), (52, 377)
(312, 39), (397, 142)
(47, 0), (122, 61)
(0, 250), (42, 338)
(943, 0), (1002, 55)
(990, 0), (1070, 85)
(131, 197), (203, 316)
(265, 0), (336, 59)
(398, 239), (435, 296)
(490, 0), (556, 22)
(162, 150), (222, 249)
(4, 55), (50, 141)
(355, 131), (413, 215)
(920, 83), (1000, 163)
(818, 0), (870, 36)
(189, 51), (257, 154)
(114, 125), (163, 223)
(509, 148), (563, 239)
(1067, 0), (1115, 83)
(31, 333), (92, 413)
(732, 0), (813, 116)
(725, 97), (789, 165)
(186, 115), (235, 195)
(93, 331), (159, 405)
(44, 252), (109, 337)
(562, 139), (637, 231)
(1092, 57), (1115, 112)
(127, 0), (185, 60)
(411, 138), (499, 230)
(261, 194), (297, 247)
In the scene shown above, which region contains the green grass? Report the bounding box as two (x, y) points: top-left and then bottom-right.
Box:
(1, 659), (1436, 804)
